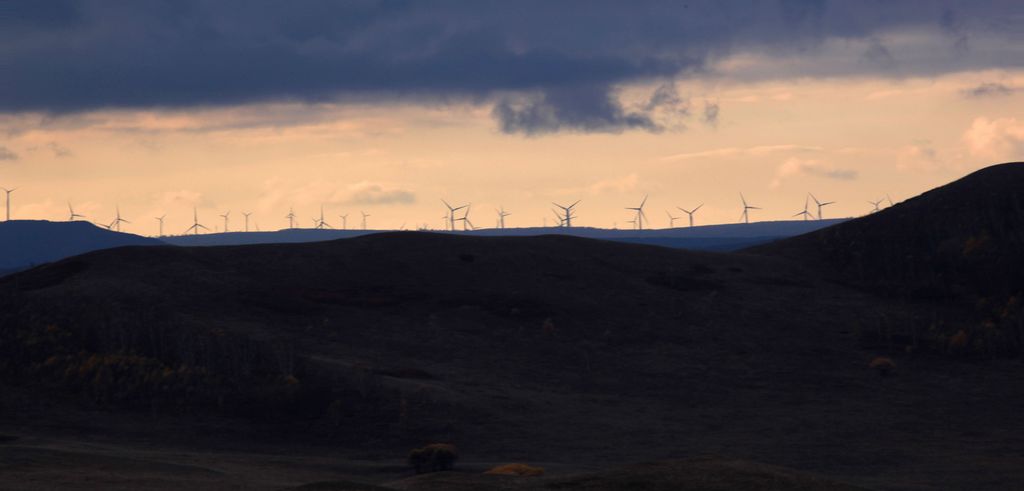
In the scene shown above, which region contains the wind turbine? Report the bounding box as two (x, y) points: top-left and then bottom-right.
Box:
(1, 187), (15, 221)
(793, 196), (813, 221)
(339, 214), (348, 230)
(665, 210), (680, 228)
(625, 195), (648, 230)
(314, 205), (331, 229)
(497, 206), (511, 229)
(461, 204), (476, 230)
(550, 208), (565, 227)
(739, 193), (760, 224)
(885, 194), (894, 207)
(361, 211), (370, 230)
(68, 202), (86, 221)
(285, 207), (296, 229)
(676, 204), (703, 227)
(220, 210), (230, 232)
(111, 205), (130, 232)
(868, 198), (884, 214)
(184, 207), (209, 235)
(442, 199), (467, 232)
(154, 214), (166, 236)
(809, 193), (834, 220)
(552, 200), (580, 228)
(242, 212), (252, 232)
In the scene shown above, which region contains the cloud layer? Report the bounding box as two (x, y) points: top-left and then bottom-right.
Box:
(3, 1), (1023, 134)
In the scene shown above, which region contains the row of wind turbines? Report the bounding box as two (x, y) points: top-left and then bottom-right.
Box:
(6, 186), (895, 235)
(64, 203), (376, 236)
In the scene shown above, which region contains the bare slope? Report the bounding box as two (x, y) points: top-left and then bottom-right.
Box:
(753, 162), (1024, 356)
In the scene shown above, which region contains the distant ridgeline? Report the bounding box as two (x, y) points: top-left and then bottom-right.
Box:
(0, 219), (845, 275)
(0, 220), (163, 275)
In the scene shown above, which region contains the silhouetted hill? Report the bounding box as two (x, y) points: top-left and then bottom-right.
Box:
(754, 162), (1024, 356)
(162, 219), (845, 251)
(0, 220), (164, 274)
(3, 226), (1024, 489)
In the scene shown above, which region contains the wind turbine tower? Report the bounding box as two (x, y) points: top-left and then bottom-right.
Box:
(184, 207), (209, 235)
(220, 210), (230, 232)
(242, 212), (252, 232)
(809, 193), (834, 220)
(339, 213), (348, 230)
(497, 206), (511, 229)
(625, 195), (648, 230)
(361, 211), (370, 230)
(665, 210), (680, 228)
(552, 200), (580, 227)
(868, 199), (884, 214)
(111, 205), (130, 232)
(1, 187), (15, 221)
(155, 214), (166, 236)
(793, 196), (812, 221)
(461, 204), (476, 230)
(739, 193), (760, 224)
(285, 207), (296, 229)
(314, 205), (331, 229)
(68, 202), (86, 221)
(677, 203), (703, 227)
(442, 199), (467, 232)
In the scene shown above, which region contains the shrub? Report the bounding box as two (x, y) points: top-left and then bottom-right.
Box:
(948, 329), (969, 353)
(408, 443), (458, 474)
(869, 356), (896, 377)
(484, 463), (545, 476)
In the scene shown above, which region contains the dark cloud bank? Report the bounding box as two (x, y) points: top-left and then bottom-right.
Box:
(2, 0), (1021, 134)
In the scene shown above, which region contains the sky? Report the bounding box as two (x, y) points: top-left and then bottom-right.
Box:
(2, 0), (1023, 234)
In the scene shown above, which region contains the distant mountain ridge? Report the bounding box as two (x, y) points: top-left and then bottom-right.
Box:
(161, 218), (847, 248)
(0, 220), (164, 274)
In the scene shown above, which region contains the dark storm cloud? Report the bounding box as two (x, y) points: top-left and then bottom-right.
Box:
(2, 0), (1022, 134)
(493, 85), (660, 136)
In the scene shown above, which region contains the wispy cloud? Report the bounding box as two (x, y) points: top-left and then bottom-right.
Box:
(588, 174), (639, 194)
(341, 182), (416, 205)
(771, 158), (858, 187)
(661, 144), (821, 162)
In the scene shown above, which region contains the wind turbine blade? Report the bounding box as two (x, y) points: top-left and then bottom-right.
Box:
(693, 203), (703, 213)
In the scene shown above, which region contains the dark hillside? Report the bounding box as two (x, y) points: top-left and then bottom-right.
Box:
(753, 162), (1024, 356)
(2, 231), (1024, 490)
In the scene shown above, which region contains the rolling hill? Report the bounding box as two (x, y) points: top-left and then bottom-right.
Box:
(0, 220), (164, 275)
(161, 219), (846, 250)
(1, 164), (1023, 490)
(754, 161), (1024, 356)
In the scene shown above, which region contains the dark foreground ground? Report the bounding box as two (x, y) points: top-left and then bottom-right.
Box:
(1, 164), (1023, 490)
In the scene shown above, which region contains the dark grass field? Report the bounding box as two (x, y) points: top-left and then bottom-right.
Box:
(1, 163), (1022, 490)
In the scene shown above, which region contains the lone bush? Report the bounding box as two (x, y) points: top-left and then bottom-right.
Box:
(484, 463), (545, 476)
(408, 443), (458, 474)
(869, 356), (897, 377)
